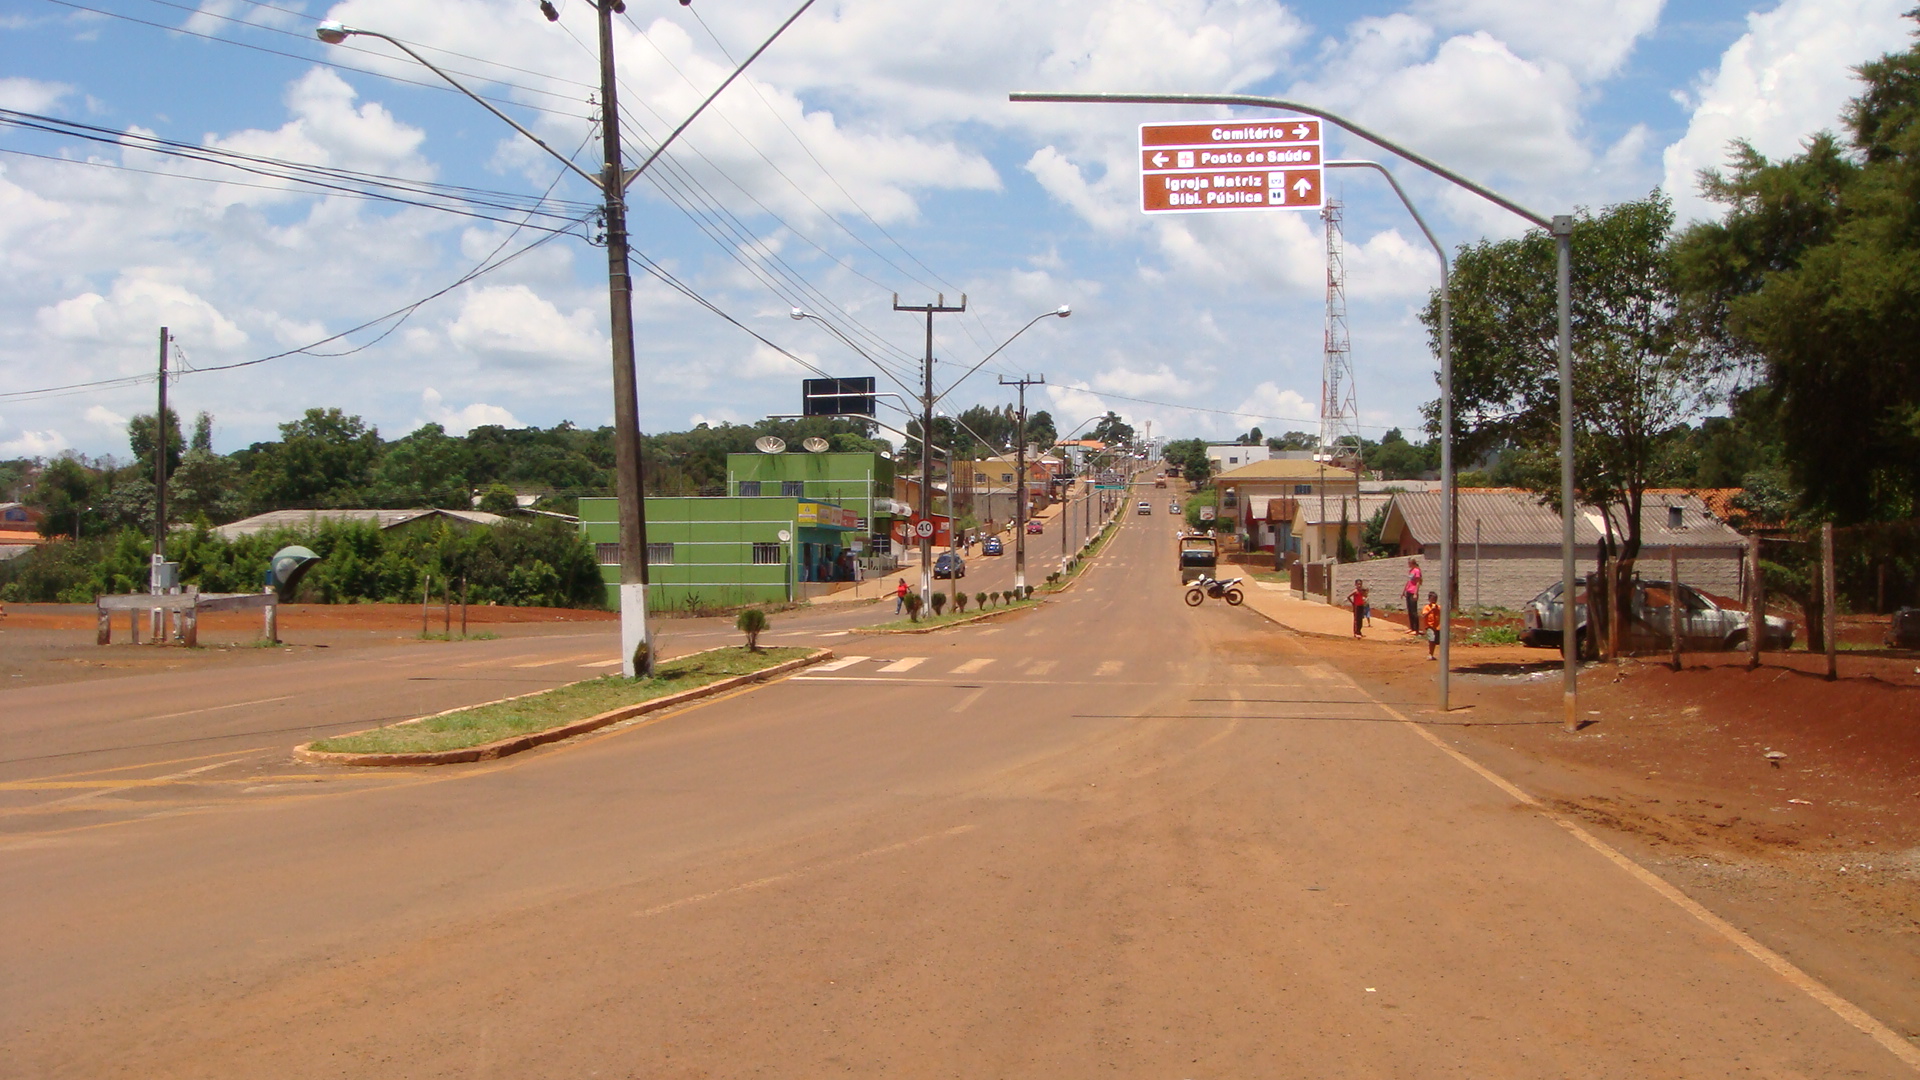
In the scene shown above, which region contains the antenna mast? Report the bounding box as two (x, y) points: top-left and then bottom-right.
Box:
(1319, 198), (1361, 472)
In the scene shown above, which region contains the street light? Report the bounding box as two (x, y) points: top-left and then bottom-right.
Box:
(1011, 89), (1581, 729)
(317, 5), (813, 678)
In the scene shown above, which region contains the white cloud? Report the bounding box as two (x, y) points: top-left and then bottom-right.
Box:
(37, 273), (249, 352)
(1346, 228), (1442, 299)
(1413, 0), (1664, 80)
(417, 388), (520, 435)
(1092, 364), (1186, 398)
(1, 430), (69, 457)
(443, 284), (604, 368)
(1662, 0), (1913, 222)
(1231, 382), (1321, 432)
(0, 76), (73, 113)
(84, 404), (129, 429)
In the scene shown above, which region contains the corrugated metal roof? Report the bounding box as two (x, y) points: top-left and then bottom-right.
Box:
(1385, 490), (1746, 550)
(1293, 493), (1394, 526)
(209, 508), (507, 540)
(1213, 458), (1359, 482)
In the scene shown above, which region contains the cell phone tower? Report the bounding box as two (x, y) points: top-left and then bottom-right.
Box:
(1318, 197), (1362, 472)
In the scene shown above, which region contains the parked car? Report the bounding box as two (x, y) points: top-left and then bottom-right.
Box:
(932, 553), (967, 579)
(1026, 519), (1044, 534)
(981, 536), (1003, 556)
(1137, 501), (1152, 515)
(1520, 578), (1795, 655)
(1889, 608), (1920, 648)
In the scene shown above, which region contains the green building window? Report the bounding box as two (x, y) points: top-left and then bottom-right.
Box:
(738, 481), (761, 496)
(780, 480), (805, 497)
(751, 542), (783, 565)
(594, 543), (618, 566)
(647, 543), (675, 565)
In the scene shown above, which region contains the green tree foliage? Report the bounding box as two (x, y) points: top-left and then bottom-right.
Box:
(127, 407), (183, 479)
(1266, 431), (1317, 451)
(735, 606), (767, 650)
(1422, 192), (1715, 571)
(1161, 437), (1214, 483)
(242, 408), (383, 511)
(1362, 428), (1439, 480)
(32, 457), (95, 538)
(367, 423), (472, 509)
(1670, 20), (1920, 523)
(1090, 412), (1135, 449)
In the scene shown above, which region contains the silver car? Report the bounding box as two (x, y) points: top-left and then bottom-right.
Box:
(1520, 578), (1795, 655)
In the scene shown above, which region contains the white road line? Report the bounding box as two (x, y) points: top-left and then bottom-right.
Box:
(580, 659), (623, 668)
(510, 652), (608, 669)
(138, 695), (292, 723)
(877, 657), (927, 673)
(950, 658), (995, 674)
(810, 655), (870, 672)
(1096, 660), (1124, 676)
(1023, 659), (1058, 676)
(950, 687), (989, 713)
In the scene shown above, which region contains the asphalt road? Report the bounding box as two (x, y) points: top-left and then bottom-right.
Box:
(1, 493), (1910, 1078)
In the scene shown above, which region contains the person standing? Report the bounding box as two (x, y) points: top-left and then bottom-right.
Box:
(1403, 558), (1423, 634)
(1348, 579), (1369, 639)
(1423, 591), (1442, 659)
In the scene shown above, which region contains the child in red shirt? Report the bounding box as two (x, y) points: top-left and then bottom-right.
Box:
(1348, 580), (1369, 639)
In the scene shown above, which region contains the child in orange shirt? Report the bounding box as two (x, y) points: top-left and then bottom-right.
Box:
(1422, 591), (1442, 659)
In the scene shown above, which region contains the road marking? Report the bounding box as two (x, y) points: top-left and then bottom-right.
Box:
(510, 652), (608, 668)
(950, 658), (995, 674)
(580, 659), (623, 668)
(1351, 684), (1920, 1071)
(876, 657), (927, 673)
(976, 628), (1001, 636)
(818, 631), (850, 637)
(950, 687), (989, 713)
(1023, 659), (1058, 676)
(810, 655), (870, 672)
(634, 825), (975, 920)
(138, 695), (292, 723)
(1096, 660), (1124, 676)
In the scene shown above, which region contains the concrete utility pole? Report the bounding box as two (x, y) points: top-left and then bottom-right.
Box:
(1001, 374), (1045, 592)
(895, 293), (967, 605)
(152, 326), (169, 580)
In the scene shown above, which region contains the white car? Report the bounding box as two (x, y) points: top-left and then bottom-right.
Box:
(1137, 501), (1152, 515)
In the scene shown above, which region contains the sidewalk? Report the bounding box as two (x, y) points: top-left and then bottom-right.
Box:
(1234, 578), (1423, 645)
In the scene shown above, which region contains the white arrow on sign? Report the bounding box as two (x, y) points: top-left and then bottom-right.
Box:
(1293, 176), (1314, 197)
(1293, 124), (1310, 139)
(1152, 152), (1168, 167)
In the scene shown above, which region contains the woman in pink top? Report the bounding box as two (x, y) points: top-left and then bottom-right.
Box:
(1402, 558), (1422, 633)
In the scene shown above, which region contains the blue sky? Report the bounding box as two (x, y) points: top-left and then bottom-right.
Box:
(1, 0), (1914, 461)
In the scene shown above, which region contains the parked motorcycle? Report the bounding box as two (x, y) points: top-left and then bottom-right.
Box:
(1184, 575), (1244, 607)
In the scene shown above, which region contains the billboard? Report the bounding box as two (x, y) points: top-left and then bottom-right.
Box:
(802, 376), (877, 418)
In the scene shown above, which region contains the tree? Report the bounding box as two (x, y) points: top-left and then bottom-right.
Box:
(1670, 18), (1920, 523)
(243, 408), (382, 511)
(127, 408), (183, 479)
(368, 423), (472, 508)
(1424, 191), (1717, 631)
(735, 607), (767, 651)
(33, 456), (96, 538)
(1363, 428), (1438, 480)
(1267, 431), (1316, 451)
(1025, 410), (1057, 452)
(1161, 437), (1213, 483)
(1090, 412), (1134, 449)
(477, 484), (519, 515)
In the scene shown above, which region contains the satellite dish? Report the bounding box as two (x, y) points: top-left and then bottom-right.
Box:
(776, 529), (792, 542)
(755, 436), (786, 454)
(802, 437), (830, 453)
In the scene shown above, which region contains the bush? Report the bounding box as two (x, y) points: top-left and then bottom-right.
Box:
(931, 592), (947, 615)
(953, 592), (968, 613)
(1022, 585), (1035, 599)
(976, 591), (988, 610)
(904, 592), (923, 622)
(1046, 572), (1060, 585)
(736, 607), (768, 650)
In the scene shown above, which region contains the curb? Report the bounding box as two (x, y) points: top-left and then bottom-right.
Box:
(293, 648), (834, 767)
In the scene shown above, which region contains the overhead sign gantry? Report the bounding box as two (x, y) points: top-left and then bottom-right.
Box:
(1139, 119), (1323, 214)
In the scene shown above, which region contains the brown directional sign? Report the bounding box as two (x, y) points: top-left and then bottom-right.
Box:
(1139, 119), (1324, 214)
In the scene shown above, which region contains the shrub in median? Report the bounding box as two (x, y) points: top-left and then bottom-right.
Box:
(931, 592), (948, 616)
(904, 592), (923, 622)
(736, 607), (768, 651)
(975, 591), (988, 610)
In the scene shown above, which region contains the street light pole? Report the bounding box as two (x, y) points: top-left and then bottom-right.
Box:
(1000, 374), (1045, 592)
(319, 5), (814, 677)
(893, 294), (967, 606)
(1011, 89), (1578, 721)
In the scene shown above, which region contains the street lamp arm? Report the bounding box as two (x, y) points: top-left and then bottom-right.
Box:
(931, 306), (1069, 409)
(765, 414), (948, 456)
(1325, 160), (1446, 275)
(320, 25), (602, 190)
(790, 310), (922, 402)
(624, 0), (818, 192)
(1007, 92), (1551, 229)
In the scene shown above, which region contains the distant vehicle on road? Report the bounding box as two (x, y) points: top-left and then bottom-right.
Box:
(1520, 578), (1794, 656)
(1154, 477), (1167, 488)
(1177, 533), (1217, 584)
(1026, 519), (1044, 534)
(1168, 501), (1180, 514)
(933, 553), (967, 579)
(981, 536), (1003, 556)
(1184, 575), (1244, 607)
(1137, 501), (1152, 515)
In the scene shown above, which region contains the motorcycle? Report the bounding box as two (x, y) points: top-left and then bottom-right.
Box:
(1184, 575), (1244, 607)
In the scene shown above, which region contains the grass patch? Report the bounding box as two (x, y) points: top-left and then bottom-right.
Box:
(417, 630), (501, 642)
(1466, 624), (1522, 646)
(1251, 570), (1288, 583)
(865, 598), (1040, 632)
(309, 646), (810, 755)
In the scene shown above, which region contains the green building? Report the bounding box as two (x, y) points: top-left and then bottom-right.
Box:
(580, 451), (899, 610)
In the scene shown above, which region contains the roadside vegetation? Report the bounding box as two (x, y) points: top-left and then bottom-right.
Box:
(308, 646), (809, 755)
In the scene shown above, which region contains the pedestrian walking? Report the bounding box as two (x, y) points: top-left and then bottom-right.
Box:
(1403, 558), (1423, 633)
(894, 577), (909, 613)
(1423, 591), (1442, 659)
(1348, 579), (1369, 639)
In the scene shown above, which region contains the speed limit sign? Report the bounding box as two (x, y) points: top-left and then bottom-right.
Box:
(915, 520), (935, 538)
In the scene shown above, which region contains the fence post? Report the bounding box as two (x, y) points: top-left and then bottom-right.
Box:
(97, 604), (111, 646)
(1823, 522), (1838, 681)
(421, 574), (432, 636)
(1747, 535), (1764, 671)
(1669, 547), (1681, 672)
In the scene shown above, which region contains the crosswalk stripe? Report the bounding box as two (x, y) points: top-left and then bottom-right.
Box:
(950, 658), (996, 674)
(811, 655), (870, 672)
(1095, 660), (1123, 676)
(877, 657), (927, 673)
(1024, 659), (1058, 676)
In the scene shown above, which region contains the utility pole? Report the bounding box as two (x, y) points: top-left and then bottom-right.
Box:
(894, 293), (966, 604)
(1001, 374), (1045, 592)
(152, 326), (169, 579)
(593, 0), (655, 678)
